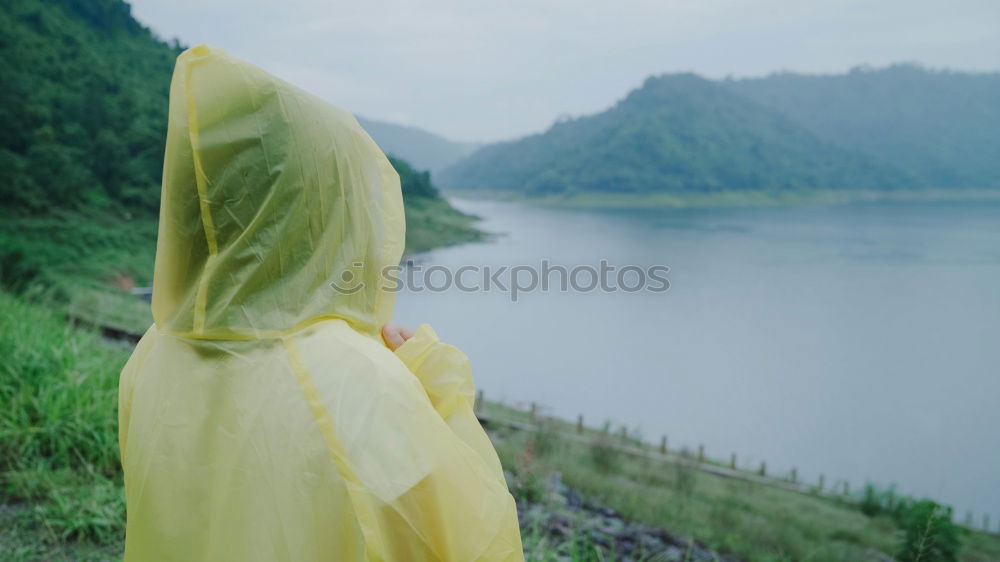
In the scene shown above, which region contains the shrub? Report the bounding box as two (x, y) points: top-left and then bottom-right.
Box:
(529, 420), (561, 458)
(588, 433), (622, 474)
(897, 500), (960, 562)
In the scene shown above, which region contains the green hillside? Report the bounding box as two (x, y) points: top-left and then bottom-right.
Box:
(0, 0), (180, 214)
(439, 73), (911, 198)
(0, 0), (482, 295)
(358, 116), (480, 173)
(726, 65), (1000, 189)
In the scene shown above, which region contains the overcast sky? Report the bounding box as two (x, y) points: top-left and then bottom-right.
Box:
(129, 0), (1000, 142)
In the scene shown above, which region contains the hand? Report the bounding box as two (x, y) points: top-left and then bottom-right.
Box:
(382, 324), (415, 351)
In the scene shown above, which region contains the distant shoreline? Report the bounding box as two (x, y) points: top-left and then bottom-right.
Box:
(443, 188), (1000, 210)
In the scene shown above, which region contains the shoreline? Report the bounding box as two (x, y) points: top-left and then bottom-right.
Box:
(442, 188), (1000, 210)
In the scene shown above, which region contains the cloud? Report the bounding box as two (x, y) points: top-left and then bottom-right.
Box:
(129, 0), (1000, 142)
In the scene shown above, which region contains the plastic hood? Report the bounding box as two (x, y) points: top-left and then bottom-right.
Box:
(151, 45), (404, 340)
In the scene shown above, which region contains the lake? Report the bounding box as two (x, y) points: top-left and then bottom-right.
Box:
(393, 198), (1000, 522)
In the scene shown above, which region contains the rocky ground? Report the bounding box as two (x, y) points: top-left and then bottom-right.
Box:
(517, 472), (740, 561)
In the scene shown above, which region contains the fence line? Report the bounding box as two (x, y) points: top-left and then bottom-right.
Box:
(473, 392), (998, 535)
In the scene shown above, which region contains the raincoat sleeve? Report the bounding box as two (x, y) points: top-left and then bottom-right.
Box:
(393, 325), (504, 482)
(283, 321), (524, 561)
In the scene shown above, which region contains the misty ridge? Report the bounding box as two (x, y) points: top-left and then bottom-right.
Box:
(365, 64), (1000, 200)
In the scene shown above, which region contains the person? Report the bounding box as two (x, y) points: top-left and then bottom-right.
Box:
(117, 45), (524, 561)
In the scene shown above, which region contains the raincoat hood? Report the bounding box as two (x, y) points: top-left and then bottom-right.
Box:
(152, 45), (404, 340)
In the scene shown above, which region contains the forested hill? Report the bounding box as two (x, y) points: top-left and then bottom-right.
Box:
(0, 0), (482, 287)
(439, 66), (1000, 198)
(725, 65), (1000, 189)
(1, 0), (468, 215)
(1, 0), (180, 214)
(438, 73), (911, 197)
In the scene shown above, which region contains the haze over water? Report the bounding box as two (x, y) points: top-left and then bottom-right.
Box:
(394, 198), (1000, 521)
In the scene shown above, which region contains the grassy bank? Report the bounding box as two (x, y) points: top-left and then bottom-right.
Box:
(401, 195), (489, 253)
(0, 193), (486, 338)
(446, 187), (1000, 210)
(0, 291), (129, 560)
(481, 402), (1000, 561)
(3, 290), (999, 560)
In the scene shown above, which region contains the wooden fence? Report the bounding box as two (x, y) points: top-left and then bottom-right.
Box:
(475, 391), (999, 536)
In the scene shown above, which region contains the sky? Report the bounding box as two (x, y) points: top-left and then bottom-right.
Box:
(129, 0), (1000, 142)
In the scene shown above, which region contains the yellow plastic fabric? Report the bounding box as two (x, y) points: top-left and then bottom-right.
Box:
(118, 45), (523, 561)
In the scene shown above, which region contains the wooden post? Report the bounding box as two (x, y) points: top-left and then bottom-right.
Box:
(729, 453), (736, 470)
(475, 389), (483, 414)
(576, 414), (584, 434)
(818, 474), (825, 493)
(529, 402), (537, 422)
(697, 444), (704, 463)
(758, 461), (766, 477)
(659, 435), (667, 454)
(790, 467), (797, 484)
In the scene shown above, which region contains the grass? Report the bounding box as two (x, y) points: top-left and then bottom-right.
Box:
(482, 401), (1000, 562)
(0, 290), (130, 559)
(0, 194), (486, 338)
(0, 194), (485, 559)
(0, 212), (158, 295)
(3, 292), (999, 560)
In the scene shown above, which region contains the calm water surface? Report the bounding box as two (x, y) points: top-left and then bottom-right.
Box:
(393, 198), (1000, 520)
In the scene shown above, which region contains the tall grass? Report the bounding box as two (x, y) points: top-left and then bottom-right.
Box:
(0, 290), (129, 544)
(487, 404), (1000, 562)
(0, 214), (158, 295)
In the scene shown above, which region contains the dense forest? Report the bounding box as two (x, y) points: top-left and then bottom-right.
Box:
(726, 65), (1000, 190)
(440, 66), (1000, 198)
(0, 0), (479, 291)
(0, 0), (466, 217)
(0, 0), (180, 214)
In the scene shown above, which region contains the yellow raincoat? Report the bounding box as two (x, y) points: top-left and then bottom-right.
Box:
(118, 45), (523, 561)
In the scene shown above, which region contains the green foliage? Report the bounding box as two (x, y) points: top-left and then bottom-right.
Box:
(17, 469), (125, 545)
(588, 433), (621, 474)
(389, 154), (440, 199)
(0, 0), (481, 265)
(672, 450), (698, 498)
(728, 65), (1000, 190)
(0, 291), (127, 481)
(529, 420), (561, 458)
(1, 0), (180, 215)
(441, 73), (911, 196)
(399, 187), (486, 254)
(442, 66), (1000, 199)
(0, 212), (158, 293)
(0, 290), (129, 544)
(897, 500), (961, 562)
(857, 483), (963, 562)
(510, 441), (547, 505)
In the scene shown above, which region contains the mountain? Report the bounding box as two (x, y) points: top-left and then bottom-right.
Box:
(0, 0), (180, 214)
(0, 0), (481, 292)
(0, 0), (478, 216)
(725, 64), (1000, 189)
(439, 73), (910, 197)
(357, 117), (479, 173)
